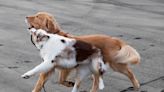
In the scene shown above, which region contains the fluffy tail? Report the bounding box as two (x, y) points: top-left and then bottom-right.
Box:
(114, 45), (140, 64)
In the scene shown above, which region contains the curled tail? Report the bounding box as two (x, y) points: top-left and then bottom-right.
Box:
(114, 45), (140, 64)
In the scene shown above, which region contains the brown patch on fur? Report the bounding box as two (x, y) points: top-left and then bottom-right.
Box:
(73, 40), (98, 62)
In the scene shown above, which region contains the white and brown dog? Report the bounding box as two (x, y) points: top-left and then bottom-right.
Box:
(21, 28), (107, 92)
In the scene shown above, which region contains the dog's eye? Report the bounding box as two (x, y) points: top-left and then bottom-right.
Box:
(51, 60), (54, 63)
(61, 39), (66, 43)
(37, 34), (41, 38)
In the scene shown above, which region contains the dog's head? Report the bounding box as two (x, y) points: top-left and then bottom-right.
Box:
(29, 28), (50, 49)
(29, 28), (76, 50)
(26, 12), (61, 34)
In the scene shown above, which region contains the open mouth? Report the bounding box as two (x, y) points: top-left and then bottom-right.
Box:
(25, 19), (34, 29)
(25, 19), (30, 27)
(28, 25), (34, 30)
(25, 19), (35, 28)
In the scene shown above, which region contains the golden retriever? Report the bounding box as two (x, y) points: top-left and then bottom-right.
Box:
(25, 12), (140, 92)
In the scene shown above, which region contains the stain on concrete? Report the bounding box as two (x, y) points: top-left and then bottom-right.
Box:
(0, 44), (4, 46)
(80, 91), (87, 92)
(117, 35), (124, 37)
(150, 44), (155, 47)
(134, 37), (142, 40)
(8, 66), (18, 69)
(141, 90), (148, 92)
(161, 89), (164, 92)
(23, 60), (32, 63)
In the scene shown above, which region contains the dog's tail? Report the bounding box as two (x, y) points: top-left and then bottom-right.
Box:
(114, 45), (140, 65)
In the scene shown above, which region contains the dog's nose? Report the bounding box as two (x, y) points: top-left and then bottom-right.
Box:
(28, 25), (34, 29)
(26, 16), (29, 19)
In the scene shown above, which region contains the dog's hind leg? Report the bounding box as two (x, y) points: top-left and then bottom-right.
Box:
(72, 65), (91, 92)
(90, 75), (99, 92)
(32, 68), (54, 92)
(58, 69), (74, 87)
(114, 64), (140, 90)
(72, 77), (82, 92)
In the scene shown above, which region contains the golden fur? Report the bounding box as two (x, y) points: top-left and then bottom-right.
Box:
(26, 12), (140, 92)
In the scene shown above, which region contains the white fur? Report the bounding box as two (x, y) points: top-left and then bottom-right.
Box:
(54, 47), (77, 68)
(90, 52), (106, 74)
(21, 60), (54, 77)
(72, 52), (106, 92)
(99, 76), (104, 90)
(22, 28), (77, 77)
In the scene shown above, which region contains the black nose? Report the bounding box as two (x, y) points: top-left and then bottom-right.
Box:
(26, 16), (29, 19)
(28, 25), (34, 29)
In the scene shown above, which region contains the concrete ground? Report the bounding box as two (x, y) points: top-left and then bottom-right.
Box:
(0, 0), (164, 92)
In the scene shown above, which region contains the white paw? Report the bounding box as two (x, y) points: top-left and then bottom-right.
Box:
(99, 77), (105, 90)
(32, 89), (36, 92)
(21, 73), (31, 79)
(71, 87), (78, 92)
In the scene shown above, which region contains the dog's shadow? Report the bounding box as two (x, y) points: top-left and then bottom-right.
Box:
(120, 76), (164, 92)
(0, 44), (4, 46)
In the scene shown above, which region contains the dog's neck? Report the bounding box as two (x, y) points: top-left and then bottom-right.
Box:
(52, 30), (74, 38)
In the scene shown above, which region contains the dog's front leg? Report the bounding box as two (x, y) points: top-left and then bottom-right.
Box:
(22, 60), (55, 79)
(32, 68), (55, 92)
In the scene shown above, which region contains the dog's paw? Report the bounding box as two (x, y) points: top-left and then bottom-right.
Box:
(99, 77), (105, 90)
(21, 74), (31, 79)
(32, 89), (37, 92)
(61, 81), (75, 87)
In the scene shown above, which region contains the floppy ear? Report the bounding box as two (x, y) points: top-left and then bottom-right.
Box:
(37, 34), (50, 42)
(46, 18), (60, 33)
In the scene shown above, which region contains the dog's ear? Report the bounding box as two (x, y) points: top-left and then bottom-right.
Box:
(43, 35), (50, 41)
(36, 34), (50, 42)
(46, 18), (61, 33)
